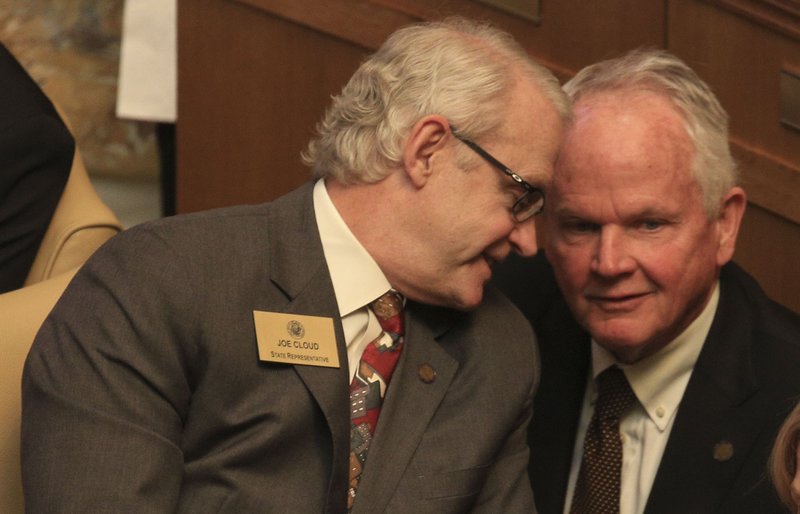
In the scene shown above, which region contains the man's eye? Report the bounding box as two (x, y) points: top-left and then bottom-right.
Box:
(640, 219), (664, 231)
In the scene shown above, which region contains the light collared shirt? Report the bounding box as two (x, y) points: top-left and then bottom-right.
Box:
(563, 283), (721, 514)
(313, 179), (392, 381)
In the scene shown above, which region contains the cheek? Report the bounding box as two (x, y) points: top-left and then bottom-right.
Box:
(644, 241), (714, 287)
(473, 212), (517, 249)
(548, 242), (591, 281)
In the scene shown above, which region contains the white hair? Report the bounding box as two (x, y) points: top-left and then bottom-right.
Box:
(563, 48), (738, 216)
(303, 17), (569, 184)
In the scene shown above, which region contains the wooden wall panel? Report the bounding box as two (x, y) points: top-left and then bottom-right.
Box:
(701, 0), (800, 40)
(669, 0), (800, 222)
(177, 0), (369, 212)
(235, 0), (419, 50)
(367, 0), (666, 78)
(735, 204), (800, 313)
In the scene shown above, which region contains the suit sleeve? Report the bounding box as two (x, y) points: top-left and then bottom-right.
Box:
(471, 301), (539, 513)
(21, 224), (198, 512)
(0, 114), (73, 293)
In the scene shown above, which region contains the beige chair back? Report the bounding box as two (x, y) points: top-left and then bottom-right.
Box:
(0, 269), (78, 513)
(24, 147), (122, 285)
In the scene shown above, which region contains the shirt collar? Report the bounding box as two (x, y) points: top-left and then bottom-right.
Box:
(313, 179), (390, 317)
(591, 282), (720, 431)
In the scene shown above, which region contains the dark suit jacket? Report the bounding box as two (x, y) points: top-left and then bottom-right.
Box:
(0, 43), (74, 293)
(494, 252), (800, 514)
(22, 183), (538, 513)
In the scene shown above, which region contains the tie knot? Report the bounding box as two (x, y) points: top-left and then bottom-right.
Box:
(369, 290), (405, 336)
(594, 366), (637, 420)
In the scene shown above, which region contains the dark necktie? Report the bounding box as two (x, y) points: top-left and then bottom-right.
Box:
(347, 290), (405, 511)
(570, 366), (638, 514)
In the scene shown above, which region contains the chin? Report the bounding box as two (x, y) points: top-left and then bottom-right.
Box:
(426, 268), (488, 311)
(449, 286), (485, 312)
(593, 329), (667, 363)
(455, 298), (483, 312)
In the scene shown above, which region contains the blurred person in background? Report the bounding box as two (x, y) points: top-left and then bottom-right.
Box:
(0, 42), (74, 293)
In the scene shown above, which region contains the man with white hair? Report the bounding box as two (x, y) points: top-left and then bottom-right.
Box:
(23, 18), (568, 513)
(496, 48), (800, 513)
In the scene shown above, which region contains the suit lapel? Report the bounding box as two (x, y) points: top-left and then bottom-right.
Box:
(350, 302), (459, 513)
(645, 275), (759, 514)
(530, 310), (591, 514)
(496, 252), (592, 514)
(264, 183), (351, 514)
(285, 283), (351, 514)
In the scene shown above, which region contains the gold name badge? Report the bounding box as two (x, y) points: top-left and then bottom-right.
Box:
(253, 311), (340, 368)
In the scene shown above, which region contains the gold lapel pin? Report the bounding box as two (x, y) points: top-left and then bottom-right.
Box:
(713, 441), (734, 462)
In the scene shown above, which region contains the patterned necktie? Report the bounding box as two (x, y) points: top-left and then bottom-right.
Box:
(347, 290), (405, 511)
(570, 366), (638, 514)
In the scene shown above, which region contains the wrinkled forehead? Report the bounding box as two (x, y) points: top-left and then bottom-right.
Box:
(497, 78), (565, 183)
(557, 89), (693, 181)
(570, 88), (686, 138)
(561, 90), (693, 161)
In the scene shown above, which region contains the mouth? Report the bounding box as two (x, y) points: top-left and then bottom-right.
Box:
(482, 249), (511, 268)
(476, 253), (501, 281)
(585, 291), (651, 311)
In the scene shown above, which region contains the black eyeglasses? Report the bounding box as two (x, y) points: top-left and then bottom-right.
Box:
(450, 127), (545, 222)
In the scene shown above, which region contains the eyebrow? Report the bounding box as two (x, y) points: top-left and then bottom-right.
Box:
(552, 204), (678, 221)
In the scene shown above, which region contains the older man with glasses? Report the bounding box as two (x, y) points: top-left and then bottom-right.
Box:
(22, 17), (569, 513)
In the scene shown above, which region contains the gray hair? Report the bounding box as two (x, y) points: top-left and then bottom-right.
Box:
(563, 48), (738, 216)
(303, 17), (569, 184)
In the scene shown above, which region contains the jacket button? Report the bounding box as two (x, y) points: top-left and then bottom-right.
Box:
(713, 441), (734, 461)
(418, 363), (436, 384)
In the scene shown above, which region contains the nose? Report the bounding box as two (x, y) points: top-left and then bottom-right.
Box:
(590, 226), (636, 277)
(509, 219), (539, 257)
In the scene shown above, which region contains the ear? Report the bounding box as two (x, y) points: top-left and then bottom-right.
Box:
(402, 115), (450, 188)
(715, 186), (747, 266)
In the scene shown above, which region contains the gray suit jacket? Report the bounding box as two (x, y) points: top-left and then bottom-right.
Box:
(22, 183), (538, 513)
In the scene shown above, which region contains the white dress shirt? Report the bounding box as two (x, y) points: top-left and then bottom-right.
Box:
(563, 284), (721, 514)
(313, 179), (392, 382)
